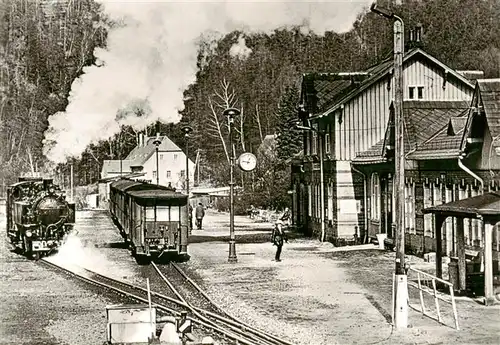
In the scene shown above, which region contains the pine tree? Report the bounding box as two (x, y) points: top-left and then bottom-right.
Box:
(275, 86), (302, 161)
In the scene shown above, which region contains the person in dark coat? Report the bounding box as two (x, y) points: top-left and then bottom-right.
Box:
(195, 203), (205, 230)
(271, 220), (288, 262)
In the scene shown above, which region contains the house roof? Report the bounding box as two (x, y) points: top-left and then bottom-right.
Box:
(352, 139), (386, 164)
(423, 191), (500, 219)
(101, 159), (133, 176)
(407, 113), (468, 160)
(308, 48), (473, 119)
(353, 101), (469, 163)
(125, 135), (183, 166)
(301, 74), (358, 114)
(98, 172), (146, 183)
(403, 101), (469, 155)
(477, 79), (500, 148)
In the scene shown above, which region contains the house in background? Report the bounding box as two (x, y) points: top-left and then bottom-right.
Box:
(100, 133), (195, 198)
(291, 47), (480, 244)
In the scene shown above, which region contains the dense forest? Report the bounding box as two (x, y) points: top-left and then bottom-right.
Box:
(1, 0), (499, 209)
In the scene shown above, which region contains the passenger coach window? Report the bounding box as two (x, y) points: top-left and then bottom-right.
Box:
(170, 207), (180, 221)
(157, 206), (169, 221)
(145, 207), (155, 221)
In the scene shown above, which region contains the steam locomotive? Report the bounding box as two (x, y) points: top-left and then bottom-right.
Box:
(6, 177), (75, 259)
(109, 178), (190, 264)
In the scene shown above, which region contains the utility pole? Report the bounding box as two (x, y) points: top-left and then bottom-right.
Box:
(371, 3), (408, 329)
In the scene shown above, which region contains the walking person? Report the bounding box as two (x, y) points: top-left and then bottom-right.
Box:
(271, 220), (288, 262)
(195, 203), (205, 230)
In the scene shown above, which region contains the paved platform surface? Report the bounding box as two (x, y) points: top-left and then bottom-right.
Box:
(185, 209), (500, 345)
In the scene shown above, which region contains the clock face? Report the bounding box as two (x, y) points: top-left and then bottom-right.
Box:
(238, 153), (257, 172)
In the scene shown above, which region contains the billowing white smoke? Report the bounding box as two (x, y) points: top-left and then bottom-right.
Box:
(230, 35), (252, 60)
(43, 0), (371, 163)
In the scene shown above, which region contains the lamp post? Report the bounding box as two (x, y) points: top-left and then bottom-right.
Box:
(371, 2), (407, 329)
(153, 133), (162, 185)
(181, 125), (193, 196)
(182, 125), (193, 234)
(224, 108), (240, 263)
(294, 123), (326, 242)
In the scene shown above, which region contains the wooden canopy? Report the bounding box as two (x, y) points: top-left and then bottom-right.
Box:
(423, 191), (500, 219)
(423, 192), (500, 305)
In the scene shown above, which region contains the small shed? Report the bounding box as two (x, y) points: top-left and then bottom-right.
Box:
(423, 191), (500, 305)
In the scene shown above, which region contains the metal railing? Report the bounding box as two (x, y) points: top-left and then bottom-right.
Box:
(407, 267), (460, 330)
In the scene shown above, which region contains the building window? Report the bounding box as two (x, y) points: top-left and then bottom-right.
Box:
(409, 87), (415, 99)
(312, 132), (317, 155)
(304, 132), (309, 155)
(317, 184), (321, 219)
(174, 154), (178, 160)
(405, 182), (415, 234)
(325, 133), (331, 154)
(371, 173), (380, 220)
(328, 183), (334, 221)
(166, 170), (171, 178)
(458, 185), (470, 245)
(417, 86), (424, 99)
(160, 154), (163, 160)
(180, 170), (185, 177)
(471, 187), (481, 246)
(423, 182), (433, 237)
(307, 185), (312, 217)
(153, 171), (157, 179)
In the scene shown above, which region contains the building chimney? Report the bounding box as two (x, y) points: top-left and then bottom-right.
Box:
(138, 133), (144, 147)
(414, 23), (423, 42)
(407, 24), (424, 50)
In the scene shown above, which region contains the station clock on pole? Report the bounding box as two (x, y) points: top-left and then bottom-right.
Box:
(237, 152), (257, 172)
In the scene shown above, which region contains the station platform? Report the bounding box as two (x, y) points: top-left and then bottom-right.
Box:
(184, 210), (500, 345)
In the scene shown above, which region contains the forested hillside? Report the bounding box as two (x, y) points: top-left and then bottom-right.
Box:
(1, 0), (499, 207)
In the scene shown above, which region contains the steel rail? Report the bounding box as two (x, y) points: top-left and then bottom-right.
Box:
(154, 262), (293, 345)
(151, 263), (271, 345)
(172, 262), (294, 345)
(38, 259), (265, 345)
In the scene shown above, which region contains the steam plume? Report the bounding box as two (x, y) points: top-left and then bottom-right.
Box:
(43, 0), (371, 163)
(230, 35), (252, 60)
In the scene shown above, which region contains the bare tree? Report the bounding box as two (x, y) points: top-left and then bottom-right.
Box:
(205, 78), (247, 162)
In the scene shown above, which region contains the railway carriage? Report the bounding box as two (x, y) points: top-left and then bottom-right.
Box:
(6, 177), (75, 259)
(109, 178), (189, 263)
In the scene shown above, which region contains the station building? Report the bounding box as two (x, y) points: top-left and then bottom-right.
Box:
(291, 47), (500, 260)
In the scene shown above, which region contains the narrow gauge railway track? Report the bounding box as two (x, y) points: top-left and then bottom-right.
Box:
(153, 262), (294, 345)
(38, 258), (184, 314)
(38, 259), (293, 345)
